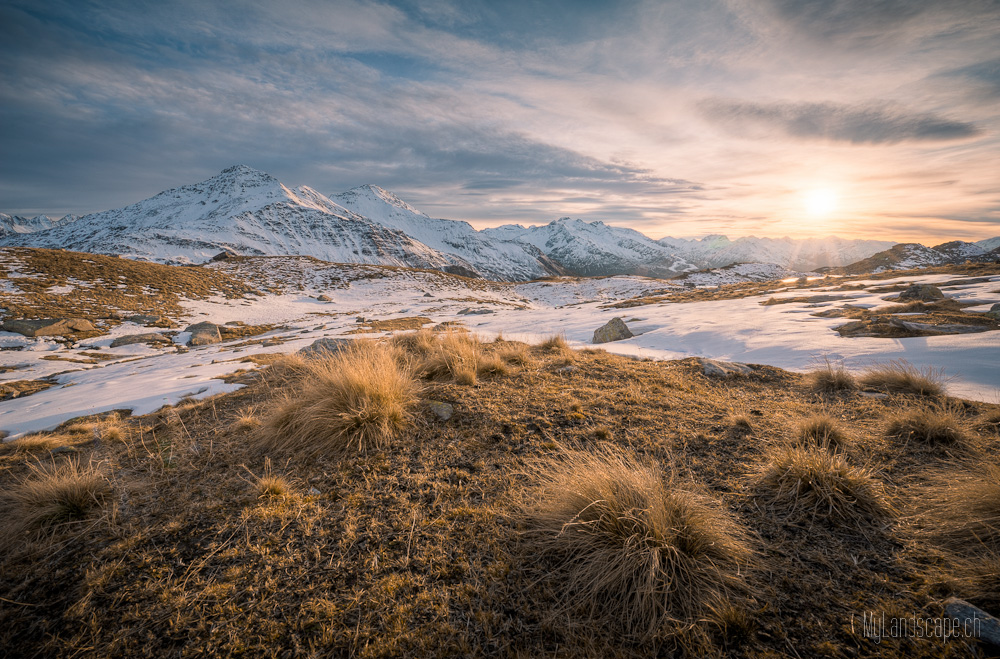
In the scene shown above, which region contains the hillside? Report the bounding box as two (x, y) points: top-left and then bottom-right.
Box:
(1, 337), (998, 658)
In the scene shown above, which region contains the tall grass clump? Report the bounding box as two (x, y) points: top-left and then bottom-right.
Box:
(538, 333), (569, 352)
(915, 464), (1000, 553)
(805, 359), (857, 393)
(419, 331), (483, 385)
(521, 447), (752, 638)
(885, 406), (967, 445)
(751, 446), (890, 527)
(1, 459), (112, 547)
(796, 414), (848, 450)
(257, 342), (420, 458)
(859, 359), (944, 396)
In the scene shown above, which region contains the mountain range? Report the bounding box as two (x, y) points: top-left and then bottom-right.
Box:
(2, 165), (996, 281)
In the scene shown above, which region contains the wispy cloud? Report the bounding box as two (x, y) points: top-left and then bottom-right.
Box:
(699, 99), (982, 144)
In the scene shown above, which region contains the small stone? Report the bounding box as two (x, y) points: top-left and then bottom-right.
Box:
(423, 292), (433, 297)
(1, 318), (97, 337)
(111, 332), (172, 348)
(556, 365), (578, 374)
(316, 294), (331, 302)
(698, 358), (753, 377)
(49, 445), (78, 455)
(859, 391), (889, 399)
(427, 401), (454, 421)
(898, 283), (945, 302)
(298, 337), (352, 357)
(944, 597), (1000, 647)
(185, 322), (222, 346)
(592, 317), (633, 344)
(308, 486), (321, 496)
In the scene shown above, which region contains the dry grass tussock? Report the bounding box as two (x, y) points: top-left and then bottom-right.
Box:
(256, 341), (420, 458)
(394, 330), (535, 385)
(885, 405), (968, 445)
(0, 459), (111, 549)
(537, 333), (569, 351)
(796, 414), (849, 450)
(859, 359), (944, 396)
(520, 446), (753, 638)
(914, 463), (1000, 554)
(751, 445), (891, 527)
(805, 359), (857, 392)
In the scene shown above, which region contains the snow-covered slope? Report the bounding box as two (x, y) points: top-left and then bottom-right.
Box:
(931, 241), (987, 262)
(660, 234), (895, 271)
(975, 236), (1000, 252)
(0, 213), (78, 238)
(332, 185), (560, 281)
(484, 218), (696, 278)
(0, 166), (478, 272)
(671, 262), (807, 287)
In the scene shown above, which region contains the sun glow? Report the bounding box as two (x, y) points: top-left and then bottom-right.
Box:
(804, 188), (838, 217)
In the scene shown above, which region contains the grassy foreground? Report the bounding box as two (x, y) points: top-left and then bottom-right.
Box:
(1, 334), (999, 658)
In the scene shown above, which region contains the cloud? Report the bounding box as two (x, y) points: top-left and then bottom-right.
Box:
(744, 0), (1000, 46)
(699, 99), (983, 144)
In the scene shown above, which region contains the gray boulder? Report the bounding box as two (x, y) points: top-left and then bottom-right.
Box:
(698, 358), (753, 377)
(1, 318), (96, 337)
(986, 303), (1000, 320)
(945, 597), (1000, 647)
(898, 284), (945, 302)
(298, 337), (352, 357)
(593, 317), (633, 344)
(427, 401), (454, 421)
(110, 333), (172, 348)
(185, 322), (222, 346)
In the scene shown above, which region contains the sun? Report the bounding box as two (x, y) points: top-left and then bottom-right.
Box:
(804, 188), (838, 217)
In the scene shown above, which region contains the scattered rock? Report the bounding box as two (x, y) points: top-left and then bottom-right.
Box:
(210, 249), (237, 262)
(698, 358), (753, 378)
(427, 400), (454, 421)
(298, 337), (352, 357)
(592, 317), (633, 344)
(556, 365), (578, 374)
(898, 284), (945, 302)
(458, 307), (494, 315)
(49, 445), (78, 455)
(316, 294), (331, 302)
(888, 318), (990, 335)
(423, 292), (433, 297)
(307, 486), (321, 496)
(123, 314), (170, 327)
(1, 318), (97, 337)
(110, 333), (172, 348)
(945, 597), (1000, 647)
(185, 322), (222, 346)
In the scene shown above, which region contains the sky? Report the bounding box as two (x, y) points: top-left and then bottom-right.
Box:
(1, 0), (998, 243)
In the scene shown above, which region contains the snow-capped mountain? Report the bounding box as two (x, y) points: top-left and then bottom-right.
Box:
(833, 242), (980, 275)
(0, 213), (79, 237)
(0, 167), (548, 278)
(931, 240), (987, 262)
(975, 236), (1000, 252)
(331, 185), (561, 281)
(483, 218), (697, 278)
(659, 234), (895, 271)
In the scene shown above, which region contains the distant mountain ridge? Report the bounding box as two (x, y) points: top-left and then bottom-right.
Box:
(0, 213), (79, 237)
(828, 240), (1000, 275)
(2, 165), (996, 281)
